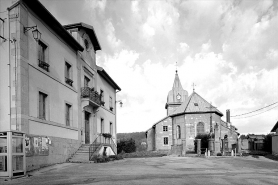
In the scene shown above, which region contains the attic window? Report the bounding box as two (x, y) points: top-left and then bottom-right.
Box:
(84, 39), (89, 50)
(194, 103), (198, 106)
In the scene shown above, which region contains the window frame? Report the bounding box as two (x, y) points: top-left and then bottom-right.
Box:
(38, 40), (49, 72)
(163, 126), (168, 132)
(176, 125), (181, 139)
(38, 91), (47, 120)
(163, 137), (169, 145)
(65, 61), (73, 86)
(100, 118), (104, 133)
(65, 103), (72, 126)
(109, 96), (113, 111)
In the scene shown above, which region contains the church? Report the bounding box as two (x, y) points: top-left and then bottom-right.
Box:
(146, 70), (239, 155)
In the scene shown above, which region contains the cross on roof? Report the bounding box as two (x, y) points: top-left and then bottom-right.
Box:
(192, 83), (196, 92)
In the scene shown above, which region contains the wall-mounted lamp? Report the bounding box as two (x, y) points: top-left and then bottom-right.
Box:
(116, 100), (123, 107)
(24, 25), (41, 42)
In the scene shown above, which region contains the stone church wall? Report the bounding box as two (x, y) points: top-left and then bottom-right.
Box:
(154, 117), (172, 151)
(172, 113), (222, 152)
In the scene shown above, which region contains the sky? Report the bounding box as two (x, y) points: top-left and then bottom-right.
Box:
(40, 0), (278, 134)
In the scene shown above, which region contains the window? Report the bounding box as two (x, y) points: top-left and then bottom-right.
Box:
(65, 103), (72, 126)
(84, 76), (90, 88)
(100, 90), (104, 106)
(194, 103), (198, 106)
(163, 126), (168, 132)
(65, 62), (73, 86)
(176, 125), (181, 139)
(110, 122), (113, 135)
(38, 92), (47, 120)
(109, 96), (113, 111)
(163, 137), (168, 145)
(38, 41), (49, 71)
(197, 122), (205, 135)
(101, 118), (104, 133)
(84, 39), (89, 50)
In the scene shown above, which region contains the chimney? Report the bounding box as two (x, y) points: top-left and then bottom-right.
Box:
(226, 109), (230, 123)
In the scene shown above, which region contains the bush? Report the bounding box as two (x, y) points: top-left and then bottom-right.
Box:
(117, 138), (136, 154)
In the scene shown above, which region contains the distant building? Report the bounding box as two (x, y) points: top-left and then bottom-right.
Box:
(271, 121), (278, 155)
(146, 70), (238, 155)
(0, 0), (120, 172)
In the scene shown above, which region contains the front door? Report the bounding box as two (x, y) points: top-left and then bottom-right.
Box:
(85, 112), (90, 144)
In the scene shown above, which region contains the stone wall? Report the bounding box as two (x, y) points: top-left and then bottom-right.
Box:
(26, 136), (81, 171)
(154, 117), (172, 151)
(146, 128), (155, 151)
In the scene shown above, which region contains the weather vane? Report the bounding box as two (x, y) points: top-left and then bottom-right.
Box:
(192, 83), (196, 92)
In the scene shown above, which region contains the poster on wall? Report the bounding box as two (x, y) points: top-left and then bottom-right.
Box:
(25, 135), (49, 156)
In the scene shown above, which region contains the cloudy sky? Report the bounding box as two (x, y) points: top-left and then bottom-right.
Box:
(41, 0), (278, 134)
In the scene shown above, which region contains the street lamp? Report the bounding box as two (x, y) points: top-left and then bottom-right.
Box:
(116, 100), (123, 107)
(24, 25), (41, 41)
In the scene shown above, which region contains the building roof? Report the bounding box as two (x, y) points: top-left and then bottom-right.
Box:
(63, 22), (101, 51)
(271, 121), (278, 132)
(145, 116), (170, 133)
(96, 66), (121, 91)
(170, 91), (223, 117)
(15, 0), (84, 52)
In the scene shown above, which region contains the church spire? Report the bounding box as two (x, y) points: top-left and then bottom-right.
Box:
(172, 70), (183, 90)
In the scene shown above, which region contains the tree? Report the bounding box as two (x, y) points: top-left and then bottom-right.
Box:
(117, 138), (136, 154)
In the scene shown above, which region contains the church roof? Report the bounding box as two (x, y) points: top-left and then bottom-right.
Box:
(170, 91), (223, 117)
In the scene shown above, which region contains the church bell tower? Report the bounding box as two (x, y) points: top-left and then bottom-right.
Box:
(165, 70), (188, 116)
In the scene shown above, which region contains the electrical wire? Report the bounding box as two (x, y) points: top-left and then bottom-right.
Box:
(232, 104), (278, 119)
(230, 101), (278, 117)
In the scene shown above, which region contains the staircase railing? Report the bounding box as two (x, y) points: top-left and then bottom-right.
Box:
(89, 134), (117, 161)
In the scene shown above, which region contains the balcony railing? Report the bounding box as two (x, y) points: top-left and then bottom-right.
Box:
(65, 77), (73, 86)
(38, 59), (49, 72)
(81, 87), (101, 105)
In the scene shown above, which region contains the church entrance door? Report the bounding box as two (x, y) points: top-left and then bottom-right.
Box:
(85, 112), (90, 144)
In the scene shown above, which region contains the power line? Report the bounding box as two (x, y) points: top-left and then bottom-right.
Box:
(230, 101), (278, 117)
(232, 104), (278, 119)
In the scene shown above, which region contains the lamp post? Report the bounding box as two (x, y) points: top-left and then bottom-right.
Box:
(24, 25), (41, 41)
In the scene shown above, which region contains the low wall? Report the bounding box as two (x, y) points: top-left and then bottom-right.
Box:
(26, 136), (81, 171)
(170, 145), (182, 156)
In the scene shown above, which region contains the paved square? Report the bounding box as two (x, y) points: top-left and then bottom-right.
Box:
(2, 156), (278, 185)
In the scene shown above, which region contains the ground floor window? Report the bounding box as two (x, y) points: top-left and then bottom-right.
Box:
(163, 137), (168, 145)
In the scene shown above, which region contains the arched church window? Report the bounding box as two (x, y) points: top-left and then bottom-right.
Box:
(197, 122), (205, 135)
(176, 125), (181, 139)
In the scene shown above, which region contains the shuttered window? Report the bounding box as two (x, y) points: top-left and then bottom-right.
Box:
(39, 92), (47, 119)
(38, 41), (46, 63)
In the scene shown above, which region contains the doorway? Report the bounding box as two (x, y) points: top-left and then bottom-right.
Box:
(85, 112), (90, 144)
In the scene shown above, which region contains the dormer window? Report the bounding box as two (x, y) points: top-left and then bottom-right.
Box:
(84, 39), (89, 50)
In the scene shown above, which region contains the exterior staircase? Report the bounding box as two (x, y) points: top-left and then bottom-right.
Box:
(68, 144), (100, 163)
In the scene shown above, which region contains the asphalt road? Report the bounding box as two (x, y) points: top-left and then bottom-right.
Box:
(2, 156), (278, 185)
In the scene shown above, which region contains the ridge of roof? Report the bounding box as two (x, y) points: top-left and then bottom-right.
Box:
(271, 121), (278, 132)
(19, 0), (84, 52)
(96, 66), (121, 91)
(145, 116), (170, 133)
(170, 91), (223, 117)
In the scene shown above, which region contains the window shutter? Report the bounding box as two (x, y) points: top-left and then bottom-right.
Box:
(42, 95), (46, 119)
(39, 93), (42, 118)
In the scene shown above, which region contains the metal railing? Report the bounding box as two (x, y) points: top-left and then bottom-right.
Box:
(38, 59), (49, 71)
(81, 87), (101, 105)
(89, 134), (117, 161)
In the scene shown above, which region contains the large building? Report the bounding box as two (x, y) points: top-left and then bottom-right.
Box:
(0, 0), (120, 173)
(146, 70), (238, 154)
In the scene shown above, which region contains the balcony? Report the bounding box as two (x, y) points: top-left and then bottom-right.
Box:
(38, 59), (50, 72)
(65, 77), (73, 86)
(81, 87), (101, 108)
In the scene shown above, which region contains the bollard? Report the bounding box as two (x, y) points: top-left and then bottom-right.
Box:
(231, 150), (234, 157)
(208, 150), (210, 157)
(235, 148), (237, 157)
